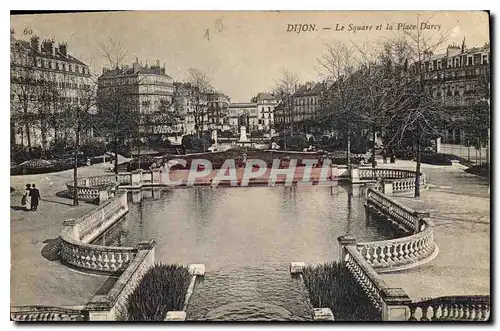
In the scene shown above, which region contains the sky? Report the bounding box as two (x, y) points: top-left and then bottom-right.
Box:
(11, 11), (490, 102)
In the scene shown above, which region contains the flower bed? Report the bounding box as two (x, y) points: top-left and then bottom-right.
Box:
(120, 263), (191, 321)
(302, 262), (381, 321)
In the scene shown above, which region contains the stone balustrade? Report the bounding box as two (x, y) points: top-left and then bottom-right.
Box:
(356, 226), (437, 273)
(408, 296), (490, 321)
(365, 187), (421, 233)
(339, 236), (412, 320)
(66, 175), (117, 202)
(359, 168), (416, 180)
(59, 193), (136, 274)
(357, 168), (427, 194)
(10, 306), (87, 321)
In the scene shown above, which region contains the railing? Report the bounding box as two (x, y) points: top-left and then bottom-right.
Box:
(10, 306), (87, 321)
(408, 296), (490, 321)
(339, 237), (412, 320)
(343, 245), (385, 312)
(359, 168), (416, 180)
(59, 193), (137, 274)
(366, 188), (421, 233)
(358, 168), (426, 194)
(66, 174), (117, 202)
(356, 226), (436, 273)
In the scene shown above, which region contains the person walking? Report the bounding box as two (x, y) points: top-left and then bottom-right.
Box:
(29, 184), (41, 211)
(21, 184), (31, 211)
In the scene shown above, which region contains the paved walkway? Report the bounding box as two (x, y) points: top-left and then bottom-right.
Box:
(10, 163), (115, 307)
(378, 160), (490, 301)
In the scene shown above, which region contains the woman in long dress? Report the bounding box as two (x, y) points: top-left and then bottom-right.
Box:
(21, 184), (31, 211)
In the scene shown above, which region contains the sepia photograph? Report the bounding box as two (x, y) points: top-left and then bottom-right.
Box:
(9, 10), (491, 322)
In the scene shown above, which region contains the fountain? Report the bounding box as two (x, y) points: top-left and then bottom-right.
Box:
(237, 126), (252, 147)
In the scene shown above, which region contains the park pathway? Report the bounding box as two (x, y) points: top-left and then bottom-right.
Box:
(378, 160), (490, 301)
(10, 163), (118, 306)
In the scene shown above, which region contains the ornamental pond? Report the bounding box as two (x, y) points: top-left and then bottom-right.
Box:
(92, 184), (396, 320)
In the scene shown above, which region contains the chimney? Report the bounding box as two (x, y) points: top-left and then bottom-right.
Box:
(133, 58), (140, 72)
(58, 42), (67, 57)
(156, 59), (160, 67)
(42, 39), (54, 54)
(30, 35), (40, 51)
(306, 82), (312, 90)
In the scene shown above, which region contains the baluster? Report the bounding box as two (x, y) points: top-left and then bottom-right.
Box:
(420, 305), (430, 321)
(446, 303), (456, 320)
(371, 246), (379, 266)
(439, 304), (448, 320)
(473, 304), (482, 321)
(379, 245), (387, 266)
(403, 242), (410, 260)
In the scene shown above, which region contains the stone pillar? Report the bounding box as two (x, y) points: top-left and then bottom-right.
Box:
(135, 240), (156, 264)
(313, 308), (334, 321)
(381, 288), (412, 321)
(350, 166), (360, 183)
(131, 189), (141, 203)
(165, 311), (186, 321)
(337, 236), (357, 264)
(413, 211), (431, 233)
(99, 189), (109, 205)
(131, 169), (143, 186)
(382, 180), (393, 195)
(435, 137), (441, 153)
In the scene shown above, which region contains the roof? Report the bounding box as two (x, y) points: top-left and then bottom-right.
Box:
(255, 92), (276, 101)
(229, 103), (256, 108)
(293, 82), (325, 97)
(100, 66), (173, 79)
(12, 37), (87, 66)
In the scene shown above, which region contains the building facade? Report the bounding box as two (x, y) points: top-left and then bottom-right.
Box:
(228, 93), (277, 134)
(274, 82), (325, 132)
(206, 92), (231, 131)
(97, 59), (176, 138)
(418, 41), (490, 144)
(10, 31), (91, 148)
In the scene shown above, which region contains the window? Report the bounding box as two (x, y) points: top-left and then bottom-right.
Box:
(482, 54), (488, 65)
(467, 56), (473, 66)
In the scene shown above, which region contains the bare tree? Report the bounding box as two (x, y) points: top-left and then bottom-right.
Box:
(274, 69), (299, 136)
(95, 40), (140, 177)
(385, 16), (450, 197)
(63, 72), (98, 206)
(317, 40), (361, 169)
(186, 68), (213, 139)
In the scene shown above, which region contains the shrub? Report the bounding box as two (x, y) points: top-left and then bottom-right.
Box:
(122, 263), (191, 321)
(465, 163), (489, 178)
(420, 153), (467, 166)
(181, 134), (211, 152)
(278, 134), (308, 151)
(302, 262), (381, 321)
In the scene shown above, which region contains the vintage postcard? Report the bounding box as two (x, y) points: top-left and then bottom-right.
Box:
(10, 10), (490, 322)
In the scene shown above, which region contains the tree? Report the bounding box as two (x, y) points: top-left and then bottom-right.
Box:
(316, 40), (362, 169)
(274, 69), (299, 137)
(95, 39), (139, 178)
(63, 74), (98, 206)
(186, 68), (213, 139)
(385, 17), (450, 198)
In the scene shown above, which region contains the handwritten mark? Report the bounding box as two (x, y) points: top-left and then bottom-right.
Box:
(205, 18), (224, 41)
(23, 28), (32, 35)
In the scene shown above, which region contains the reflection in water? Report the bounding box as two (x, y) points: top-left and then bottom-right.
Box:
(186, 264), (313, 321)
(103, 185), (395, 320)
(113, 185), (393, 268)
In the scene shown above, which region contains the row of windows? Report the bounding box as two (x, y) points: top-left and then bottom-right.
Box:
(422, 53), (488, 72)
(34, 57), (88, 74)
(423, 68), (487, 81)
(294, 97), (318, 106)
(11, 93), (82, 104)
